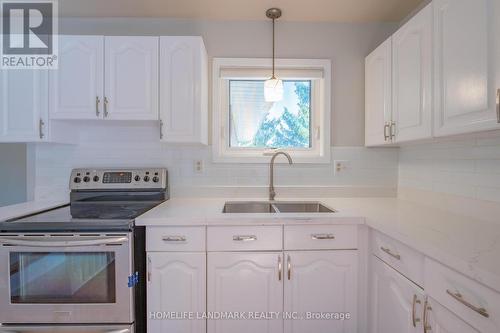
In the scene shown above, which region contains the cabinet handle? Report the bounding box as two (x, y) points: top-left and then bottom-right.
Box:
(103, 97), (109, 118)
(162, 235), (186, 242)
(147, 255), (152, 282)
(278, 256), (282, 281)
(95, 96), (100, 117)
(39, 119), (45, 139)
(384, 123), (390, 141)
(496, 88), (500, 123)
(446, 289), (489, 318)
(311, 233), (335, 240)
(380, 246), (401, 260)
(159, 119), (164, 139)
(390, 121), (396, 140)
(412, 295), (421, 327)
(423, 299), (432, 333)
(287, 254), (291, 280)
(233, 235), (257, 242)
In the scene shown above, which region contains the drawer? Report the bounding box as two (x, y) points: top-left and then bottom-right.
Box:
(146, 226), (206, 252)
(424, 258), (500, 333)
(371, 230), (424, 286)
(207, 226), (282, 251)
(284, 225), (357, 250)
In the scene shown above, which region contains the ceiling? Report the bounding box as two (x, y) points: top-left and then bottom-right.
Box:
(58, 0), (424, 22)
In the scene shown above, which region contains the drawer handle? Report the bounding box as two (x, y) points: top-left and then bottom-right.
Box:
(412, 294), (421, 327)
(162, 235), (187, 242)
(311, 233), (335, 240)
(380, 246), (401, 260)
(233, 235), (257, 242)
(446, 289), (489, 318)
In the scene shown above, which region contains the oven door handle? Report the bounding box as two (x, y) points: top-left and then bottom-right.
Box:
(0, 236), (128, 247)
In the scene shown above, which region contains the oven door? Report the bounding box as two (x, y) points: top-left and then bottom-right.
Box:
(0, 233), (133, 324)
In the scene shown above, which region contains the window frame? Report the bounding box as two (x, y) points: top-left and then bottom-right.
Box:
(212, 58), (331, 163)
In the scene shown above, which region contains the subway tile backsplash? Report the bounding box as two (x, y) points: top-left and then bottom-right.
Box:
(399, 132), (500, 203)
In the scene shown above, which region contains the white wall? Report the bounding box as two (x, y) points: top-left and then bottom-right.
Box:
(399, 132), (500, 203)
(59, 17), (397, 146)
(0, 144), (27, 206)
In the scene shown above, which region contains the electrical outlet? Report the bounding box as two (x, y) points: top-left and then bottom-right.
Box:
(334, 160), (350, 175)
(194, 160), (204, 174)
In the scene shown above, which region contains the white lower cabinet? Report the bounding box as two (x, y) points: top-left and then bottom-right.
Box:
(207, 252), (284, 333)
(147, 252), (206, 333)
(284, 251), (358, 333)
(423, 297), (479, 333)
(369, 255), (424, 333)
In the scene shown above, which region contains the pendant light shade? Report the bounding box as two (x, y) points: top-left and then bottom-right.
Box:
(264, 8), (283, 102)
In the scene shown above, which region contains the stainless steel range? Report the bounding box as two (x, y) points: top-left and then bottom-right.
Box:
(0, 168), (168, 333)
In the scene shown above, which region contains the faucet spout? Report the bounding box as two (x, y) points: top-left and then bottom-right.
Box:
(269, 151), (293, 201)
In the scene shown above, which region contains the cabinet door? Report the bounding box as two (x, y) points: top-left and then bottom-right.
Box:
(147, 252), (206, 333)
(0, 69), (48, 142)
(284, 251), (358, 333)
(160, 37), (208, 144)
(424, 298), (479, 333)
(392, 4), (433, 142)
(207, 252), (283, 333)
(104, 36), (159, 120)
(365, 38), (392, 146)
(369, 256), (424, 333)
(434, 0), (500, 136)
(49, 35), (104, 120)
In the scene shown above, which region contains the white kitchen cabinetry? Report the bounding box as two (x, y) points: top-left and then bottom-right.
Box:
(105, 36), (159, 120)
(392, 4), (433, 142)
(0, 69), (49, 142)
(365, 38), (392, 146)
(434, 0), (500, 136)
(423, 298), (480, 333)
(284, 251), (358, 333)
(369, 255), (424, 333)
(159, 37), (208, 144)
(147, 252), (206, 333)
(49, 35), (104, 120)
(207, 252), (283, 333)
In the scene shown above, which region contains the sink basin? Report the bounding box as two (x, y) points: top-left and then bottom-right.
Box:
(222, 202), (277, 213)
(273, 202), (336, 213)
(222, 201), (335, 213)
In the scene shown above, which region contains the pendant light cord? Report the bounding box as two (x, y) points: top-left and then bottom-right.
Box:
(272, 17), (276, 79)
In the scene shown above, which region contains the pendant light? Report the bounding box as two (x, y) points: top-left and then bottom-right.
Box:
(264, 8), (284, 102)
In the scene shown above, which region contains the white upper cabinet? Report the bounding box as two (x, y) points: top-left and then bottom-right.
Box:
(0, 69), (48, 142)
(207, 252), (283, 333)
(369, 256), (424, 333)
(104, 36), (159, 120)
(49, 36), (104, 120)
(160, 37), (208, 144)
(284, 251), (358, 333)
(147, 252), (206, 333)
(392, 4), (433, 142)
(365, 38), (392, 146)
(434, 0), (500, 136)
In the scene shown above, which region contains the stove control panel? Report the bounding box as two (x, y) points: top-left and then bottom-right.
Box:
(70, 168), (168, 190)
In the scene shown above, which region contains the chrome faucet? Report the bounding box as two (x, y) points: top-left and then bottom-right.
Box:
(269, 151), (293, 201)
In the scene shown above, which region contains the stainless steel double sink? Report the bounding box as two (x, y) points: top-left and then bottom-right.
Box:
(222, 201), (336, 213)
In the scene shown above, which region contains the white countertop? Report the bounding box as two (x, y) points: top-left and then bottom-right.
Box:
(136, 197), (500, 293)
(1, 197), (499, 293)
(0, 200), (68, 222)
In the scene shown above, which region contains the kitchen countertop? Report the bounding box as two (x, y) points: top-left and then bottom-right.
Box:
(1, 197), (499, 294)
(136, 197), (500, 293)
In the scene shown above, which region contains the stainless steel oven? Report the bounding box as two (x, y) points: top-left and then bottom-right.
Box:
(0, 232), (134, 324)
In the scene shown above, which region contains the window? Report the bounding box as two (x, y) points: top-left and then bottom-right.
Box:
(213, 58), (331, 163)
